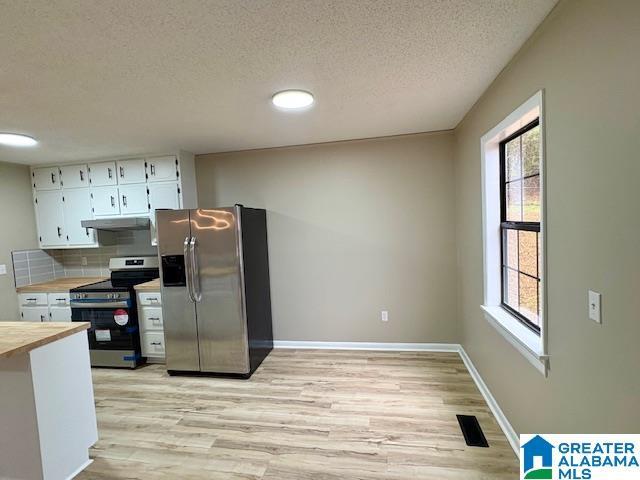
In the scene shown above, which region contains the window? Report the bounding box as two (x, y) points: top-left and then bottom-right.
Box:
(499, 119), (541, 333)
(480, 90), (547, 375)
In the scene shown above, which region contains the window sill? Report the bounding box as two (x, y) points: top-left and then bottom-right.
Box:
(481, 305), (549, 376)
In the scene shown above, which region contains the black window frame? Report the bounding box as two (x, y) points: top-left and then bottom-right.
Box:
(499, 118), (541, 334)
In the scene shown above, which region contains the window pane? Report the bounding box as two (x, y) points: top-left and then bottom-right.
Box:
(503, 229), (518, 269)
(506, 137), (521, 181)
(519, 273), (539, 327)
(518, 231), (538, 278)
(523, 175), (540, 222)
(506, 180), (522, 221)
(522, 125), (540, 176)
(504, 267), (518, 310)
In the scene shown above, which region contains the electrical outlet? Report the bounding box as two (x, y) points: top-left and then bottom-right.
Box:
(588, 290), (601, 324)
(0, 264), (6, 275)
(81, 256), (88, 266)
(381, 310), (389, 322)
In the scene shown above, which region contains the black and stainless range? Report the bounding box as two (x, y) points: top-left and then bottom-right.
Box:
(71, 257), (159, 368)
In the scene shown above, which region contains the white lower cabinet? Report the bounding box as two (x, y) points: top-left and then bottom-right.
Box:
(137, 291), (165, 362)
(19, 292), (73, 322)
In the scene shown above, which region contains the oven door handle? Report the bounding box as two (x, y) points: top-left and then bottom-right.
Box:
(70, 301), (130, 309)
(184, 236), (195, 303)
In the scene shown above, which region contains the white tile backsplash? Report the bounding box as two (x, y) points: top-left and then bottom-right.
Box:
(12, 230), (157, 287)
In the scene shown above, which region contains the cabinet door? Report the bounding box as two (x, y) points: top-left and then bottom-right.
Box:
(20, 306), (49, 322)
(89, 161), (117, 186)
(49, 307), (72, 322)
(147, 156), (177, 183)
(119, 184), (149, 215)
(64, 188), (96, 245)
(117, 158), (146, 184)
(149, 182), (180, 213)
(33, 167), (61, 191)
(35, 190), (66, 246)
(92, 185), (120, 216)
(60, 164), (89, 189)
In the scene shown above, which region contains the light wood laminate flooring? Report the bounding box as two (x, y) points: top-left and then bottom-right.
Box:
(77, 349), (518, 479)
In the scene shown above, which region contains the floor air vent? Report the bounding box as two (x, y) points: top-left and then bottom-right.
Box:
(456, 414), (489, 447)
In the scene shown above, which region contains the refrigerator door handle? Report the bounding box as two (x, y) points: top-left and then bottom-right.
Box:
(184, 236), (195, 303)
(190, 236), (202, 303)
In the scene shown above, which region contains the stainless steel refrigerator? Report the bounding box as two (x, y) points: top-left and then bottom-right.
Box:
(156, 206), (273, 377)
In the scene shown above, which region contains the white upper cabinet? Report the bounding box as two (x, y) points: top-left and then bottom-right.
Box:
(147, 156), (178, 183)
(119, 184), (149, 215)
(35, 190), (66, 247)
(149, 182), (180, 212)
(30, 151), (196, 249)
(60, 164), (89, 189)
(92, 185), (121, 216)
(89, 161), (117, 186)
(33, 167), (61, 191)
(117, 158), (146, 184)
(63, 188), (96, 245)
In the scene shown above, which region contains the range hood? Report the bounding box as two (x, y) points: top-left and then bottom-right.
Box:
(81, 217), (150, 232)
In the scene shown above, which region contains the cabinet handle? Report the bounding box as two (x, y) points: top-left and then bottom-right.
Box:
(151, 342), (162, 346)
(110, 196), (115, 207)
(80, 170), (84, 181)
(40, 315), (45, 321)
(51, 172), (56, 184)
(26, 298), (37, 302)
(108, 168), (113, 179)
(56, 298), (66, 302)
(149, 317), (160, 321)
(86, 227), (90, 237)
(148, 297), (159, 302)
(57, 226), (62, 237)
(122, 195), (127, 207)
(120, 166), (124, 178)
(150, 164), (156, 175)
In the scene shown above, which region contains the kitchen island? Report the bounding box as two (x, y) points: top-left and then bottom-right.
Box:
(0, 322), (98, 480)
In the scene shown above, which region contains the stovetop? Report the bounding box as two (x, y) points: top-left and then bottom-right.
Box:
(72, 279), (135, 293)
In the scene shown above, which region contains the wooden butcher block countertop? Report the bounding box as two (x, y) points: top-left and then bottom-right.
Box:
(16, 277), (107, 293)
(0, 322), (90, 359)
(134, 278), (161, 291)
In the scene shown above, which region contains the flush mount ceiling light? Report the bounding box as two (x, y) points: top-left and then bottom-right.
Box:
(0, 133), (38, 147)
(272, 90), (314, 110)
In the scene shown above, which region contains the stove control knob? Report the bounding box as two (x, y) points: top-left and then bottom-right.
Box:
(113, 293), (120, 299)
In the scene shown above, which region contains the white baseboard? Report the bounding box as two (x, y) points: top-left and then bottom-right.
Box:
(272, 340), (519, 457)
(272, 340), (460, 352)
(457, 346), (519, 456)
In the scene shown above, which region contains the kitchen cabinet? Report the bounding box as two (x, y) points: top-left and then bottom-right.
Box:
(92, 185), (120, 216)
(89, 161), (117, 186)
(117, 158), (146, 184)
(137, 291), (165, 362)
(30, 151), (197, 249)
(147, 156), (178, 183)
(60, 164), (89, 189)
(35, 190), (66, 247)
(64, 189), (97, 246)
(119, 184), (149, 215)
(33, 167), (61, 191)
(19, 292), (73, 322)
(149, 182), (180, 212)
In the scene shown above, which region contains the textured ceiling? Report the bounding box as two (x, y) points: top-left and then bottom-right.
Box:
(0, 0), (557, 165)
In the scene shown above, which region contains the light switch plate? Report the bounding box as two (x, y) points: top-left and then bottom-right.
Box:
(381, 310), (389, 322)
(588, 290), (601, 324)
(0, 264), (6, 275)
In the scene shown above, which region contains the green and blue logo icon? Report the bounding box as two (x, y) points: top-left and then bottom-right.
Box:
(521, 435), (554, 479)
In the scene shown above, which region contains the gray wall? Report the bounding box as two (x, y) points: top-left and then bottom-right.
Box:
(196, 132), (458, 343)
(453, 0), (640, 433)
(0, 162), (38, 318)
